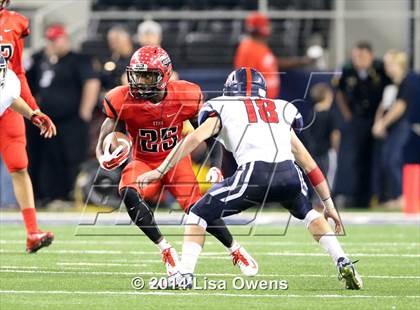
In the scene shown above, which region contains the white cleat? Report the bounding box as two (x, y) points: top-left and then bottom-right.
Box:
(161, 247), (180, 276)
(230, 246), (258, 276)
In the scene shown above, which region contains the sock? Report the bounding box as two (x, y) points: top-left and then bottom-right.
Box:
(157, 238), (171, 252)
(206, 218), (234, 248)
(319, 235), (346, 264)
(180, 241), (202, 274)
(21, 208), (38, 234)
(228, 240), (240, 253)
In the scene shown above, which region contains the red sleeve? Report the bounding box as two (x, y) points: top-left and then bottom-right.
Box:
(19, 15), (30, 38)
(102, 87), (124, 119)
(181, 82), (203, 120)
(259, 52), (280, 99)
(16, 72), (39, 110)
(11, 11), (30, 38)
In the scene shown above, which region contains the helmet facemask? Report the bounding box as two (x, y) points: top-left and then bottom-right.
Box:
(126, 67), (163, 100)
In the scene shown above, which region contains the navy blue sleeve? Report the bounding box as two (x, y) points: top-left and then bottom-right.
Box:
(198, 103), (219, 125)
(292, 112), (304, 133)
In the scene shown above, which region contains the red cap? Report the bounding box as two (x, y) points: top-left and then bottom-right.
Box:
(45, 24), (67, 41)
(245, 12), (271, 37)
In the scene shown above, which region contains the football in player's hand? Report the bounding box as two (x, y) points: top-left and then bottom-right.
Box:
(103, 131), (131, 154)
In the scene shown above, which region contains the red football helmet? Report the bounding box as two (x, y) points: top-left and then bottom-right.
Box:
(126, 46), (173, 100)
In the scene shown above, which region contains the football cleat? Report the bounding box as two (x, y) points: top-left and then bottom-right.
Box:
(337, 257), (363, 290)
(166, 272), (193, 290)
(161, 247), (180, 276)
(231, 246), (258, 276)
(26, 230), (54, 253)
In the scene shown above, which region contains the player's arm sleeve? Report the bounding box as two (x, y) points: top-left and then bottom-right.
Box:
(102, 94), (119, 119)
(19, 14), (30, 38)
(190, 101), (222, 168)
(198, 101), (223, 133)
(284, 102), (303, 133)
(15, 72), (38, 110)
(292, 112), (304, 134)
(21, 25), (30, 38)
(183, 84), (204, 122)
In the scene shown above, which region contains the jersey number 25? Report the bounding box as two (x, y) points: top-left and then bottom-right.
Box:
(243, 99), (279, 123)
(139, 127), (178, 152)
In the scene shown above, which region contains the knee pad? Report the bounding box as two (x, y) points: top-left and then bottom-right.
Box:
(121, 187), (153, 223)
(303, 209), (322, 228)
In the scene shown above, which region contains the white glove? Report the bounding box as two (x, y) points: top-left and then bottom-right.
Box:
(99, 138), (130, 171)
(206, 167), (224, 183)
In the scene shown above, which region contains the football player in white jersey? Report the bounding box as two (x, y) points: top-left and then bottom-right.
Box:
(0, 54), (56, 137)
(138, 67), (363, 290)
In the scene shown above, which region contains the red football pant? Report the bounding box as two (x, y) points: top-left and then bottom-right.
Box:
(0, 110), (28, 172)
(119, 155), (202, 211)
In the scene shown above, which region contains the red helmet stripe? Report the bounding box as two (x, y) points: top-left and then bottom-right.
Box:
(246, 67), (252, 96)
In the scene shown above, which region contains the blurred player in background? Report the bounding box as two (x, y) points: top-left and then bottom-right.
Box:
(0, 0), (55, 252)
(96, 46), (257, 277)
(139, 68), (363, 290)
(234, 12), (312, 98)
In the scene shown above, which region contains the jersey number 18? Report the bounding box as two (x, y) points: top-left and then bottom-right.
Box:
(243, 99), (279, 123)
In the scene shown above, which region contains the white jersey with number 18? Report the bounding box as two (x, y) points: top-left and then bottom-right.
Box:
(198, 96), (303, 167)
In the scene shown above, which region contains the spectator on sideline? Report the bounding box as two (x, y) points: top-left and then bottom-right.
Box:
(302, 83), (340, 208)
(334, 41), (390, 208)
(102, 25), (134, 89)
(137, 19), (162, 47)
(234, 12), (312, 98)
(136, 19), (179, 81)
(371, 50), (412, 209)
(26, 24), (100, 206)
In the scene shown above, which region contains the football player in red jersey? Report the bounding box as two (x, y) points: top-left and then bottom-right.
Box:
(0, 0), (54, 253)
(96, 46), (257, 276)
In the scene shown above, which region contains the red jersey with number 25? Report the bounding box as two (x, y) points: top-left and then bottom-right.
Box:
(103, 80), (202, 162)
(0, 9), (38, 110)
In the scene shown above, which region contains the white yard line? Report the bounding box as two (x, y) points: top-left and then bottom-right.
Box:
(1, 267), (419, 279)
(56, 262), (151, 267)
(265, 252), (420, 258)
(1, 249), (418, 257)
(1, 240), (419, 247)
(0, 290), (418, 299)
